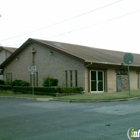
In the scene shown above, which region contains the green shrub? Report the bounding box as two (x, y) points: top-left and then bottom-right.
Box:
(11, 80), (30, 86)
(43, 77), (58, 87)
(0, 80), (5, 85)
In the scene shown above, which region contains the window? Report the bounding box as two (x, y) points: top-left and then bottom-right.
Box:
(35, 72), (38, 87)
(6, 73), (12, 83)
(75, 70), (78, 87)
(65, 70), (77, 87)
(70, 70), (72, 87)
(65, 71), (68, 87)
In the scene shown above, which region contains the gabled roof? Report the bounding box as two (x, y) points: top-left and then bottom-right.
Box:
(0, 38), (140, 68)
(0, 46), (17, 53)
(30, 38), (140, 66)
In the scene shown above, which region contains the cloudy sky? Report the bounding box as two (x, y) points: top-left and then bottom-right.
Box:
(0, 0), (140, 53)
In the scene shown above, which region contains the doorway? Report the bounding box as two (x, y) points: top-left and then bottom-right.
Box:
(90, 70), (104, 93)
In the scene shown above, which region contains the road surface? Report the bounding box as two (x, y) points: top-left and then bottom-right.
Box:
(0, 98), (139, 140)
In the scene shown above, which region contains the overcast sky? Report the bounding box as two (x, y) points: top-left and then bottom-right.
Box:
(0, 0), (140, 53)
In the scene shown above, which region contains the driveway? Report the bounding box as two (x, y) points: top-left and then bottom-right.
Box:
(0, 98), (139, 140)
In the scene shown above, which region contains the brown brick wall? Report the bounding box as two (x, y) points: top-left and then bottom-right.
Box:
(107, 68), (116, 92)
(3, 43), (85, 89)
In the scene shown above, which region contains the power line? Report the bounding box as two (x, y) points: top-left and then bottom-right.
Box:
(4, 8), (140, 47)
(44, 8), (140, 39)
(0, 0), (122, 42)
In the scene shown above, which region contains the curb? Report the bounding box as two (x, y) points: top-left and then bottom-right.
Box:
(51, 96), (140, 103)
(0, 96), (140, 103)
(0, 96), (53, 101)
(0, 96), (36, 100)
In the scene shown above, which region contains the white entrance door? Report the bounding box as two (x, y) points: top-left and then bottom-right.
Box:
(90, 70), (104, 93)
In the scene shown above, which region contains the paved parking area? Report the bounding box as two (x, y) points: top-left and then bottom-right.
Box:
(0, 98), (140, 140)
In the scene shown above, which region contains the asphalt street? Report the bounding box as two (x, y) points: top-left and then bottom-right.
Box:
(0, 98), (140, 140)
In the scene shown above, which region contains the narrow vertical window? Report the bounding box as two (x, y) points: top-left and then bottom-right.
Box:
(36, 72), (38, 87)
(70, 70), (72, 87)
(75, 70), (78, 87)
(6, 73), (12, 83)
(30, 74), (32, 86)
(7, 73), (9, 82)
(10, 73), (12, 82)
(6, 73), (8, 82)
(65, 70), (68, 87)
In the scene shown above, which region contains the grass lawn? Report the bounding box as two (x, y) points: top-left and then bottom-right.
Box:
(1, 90), (140, 101)
(56, 90), (140, 101)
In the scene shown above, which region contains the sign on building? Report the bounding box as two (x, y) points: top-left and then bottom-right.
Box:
(28, 66), (36, 74)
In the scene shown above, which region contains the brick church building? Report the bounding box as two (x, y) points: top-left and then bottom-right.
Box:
(0, 38), (140, 93)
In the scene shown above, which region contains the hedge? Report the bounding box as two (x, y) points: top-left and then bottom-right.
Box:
(0, 85), (83, 96)
(11, 80), (30, 86)
(0, 85), (13, 91)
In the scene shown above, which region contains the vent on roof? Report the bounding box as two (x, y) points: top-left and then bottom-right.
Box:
(53, 42), (61, 47)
